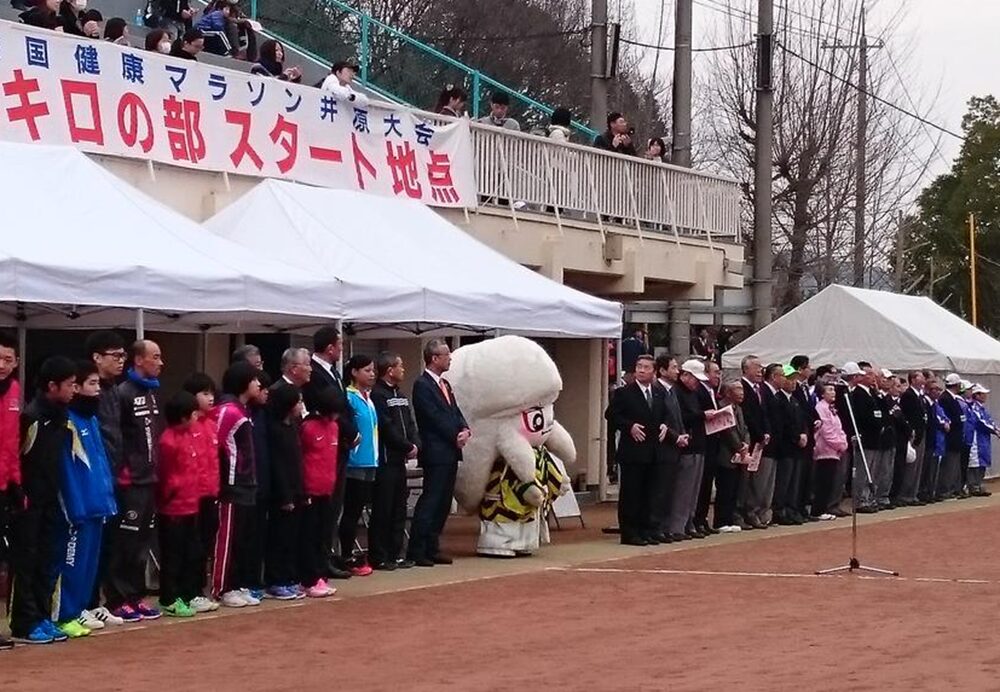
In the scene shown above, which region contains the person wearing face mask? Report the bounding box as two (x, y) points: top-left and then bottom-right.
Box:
(145, 29), (173, 53)
(50, 362), (118, 638)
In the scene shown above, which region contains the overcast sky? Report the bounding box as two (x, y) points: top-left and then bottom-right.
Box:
(628, 0), (997, 180)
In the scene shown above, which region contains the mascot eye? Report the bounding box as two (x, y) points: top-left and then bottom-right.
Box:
(522, 408), (545, 433)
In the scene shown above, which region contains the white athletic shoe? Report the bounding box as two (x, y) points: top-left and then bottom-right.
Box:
(221, 590), (247, 608)
(238, 588), (261, 606)
(89, 606), (124, 626)
(819, 513), (836, 521)
(718, 525), (742, 533)
(189, 596), (220, 613)
(78, 610), (106, 630)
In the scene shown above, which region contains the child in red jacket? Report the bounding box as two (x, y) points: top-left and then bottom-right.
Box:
(157, 392), (204, 619)
(182, 373), (220, 613)
(298, 388), (341, 598)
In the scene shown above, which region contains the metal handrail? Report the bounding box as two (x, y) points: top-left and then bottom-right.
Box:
(249, 0), (599, 141)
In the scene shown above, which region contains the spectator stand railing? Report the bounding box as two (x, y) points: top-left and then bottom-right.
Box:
(462, 121), (743, 244)
(246, 0), (599, 142)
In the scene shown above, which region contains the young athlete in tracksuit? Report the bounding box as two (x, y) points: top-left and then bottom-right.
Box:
(212, 362), (261, 608)
(264, 383), (305, 599)
(182, 373), (220, 611)
(0, 332), (22, 650)
(298, 387), (340, 598)
(156, 392), (205, 619)
(9, 357), (76, 645)
(370, 353), (420, 570)
(51, 363), (118, 638)
(106, 341), (165, 622)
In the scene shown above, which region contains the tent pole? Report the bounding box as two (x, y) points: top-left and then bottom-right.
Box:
(335, 319), (344, 375)
(16, 325), (26, 399)
(135, 309), (145, 340)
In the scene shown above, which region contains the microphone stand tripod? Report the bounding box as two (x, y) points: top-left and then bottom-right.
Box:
(816, 381), (898, 577)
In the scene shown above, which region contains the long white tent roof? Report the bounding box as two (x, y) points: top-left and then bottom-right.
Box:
(0, 142), (344, 330)
(204, 179), (622, 338)
(722, 284), (1000, 375)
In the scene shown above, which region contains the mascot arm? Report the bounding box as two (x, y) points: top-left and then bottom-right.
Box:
(545, 421), (577, 467)
(495, 423), (546, 508)
(453, 427), (498, 514)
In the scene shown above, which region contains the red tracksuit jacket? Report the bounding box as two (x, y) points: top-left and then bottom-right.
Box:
(300, 417), (338, 497)
(0, 378), (21, 492)
(193, 413), (219, 499)
(157, 425), (202, 516)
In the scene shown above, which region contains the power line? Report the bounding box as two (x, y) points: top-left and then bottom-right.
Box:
(779, 43), (965, 141)
(619, 36), (752, 51)
(884, 50), (950, 168)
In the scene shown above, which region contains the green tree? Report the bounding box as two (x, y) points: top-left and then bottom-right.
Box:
(911, 96), (1000, 334)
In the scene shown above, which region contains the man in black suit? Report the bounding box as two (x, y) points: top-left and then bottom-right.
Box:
(790, 355), (818, 520)
(692, 360), (721, 536)
(302, 327), (357, 579)
(608, 355), (671, 545)
(898, 371), (928, 506)
(408, 339), (470, 567)
(673, 360), (714, 539)
(654, 355), (687, 539)
(848, 362), (881, 512)
(739, 355), (774, 529)
(937, 373), (966, 499)
(774, 365), (808, 525)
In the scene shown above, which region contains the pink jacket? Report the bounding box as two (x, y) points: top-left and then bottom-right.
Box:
(813, 399), (848, 460)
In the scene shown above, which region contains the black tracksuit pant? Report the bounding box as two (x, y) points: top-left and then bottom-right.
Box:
(9, 502), (59, 636)
(265, 504), (301, 587)
(369, 463), (408, 565)
(104, 485), (156, 610)
(339, 475), (374, 560)
(298, 495), (331, 585)
(158, 514), (202, 604)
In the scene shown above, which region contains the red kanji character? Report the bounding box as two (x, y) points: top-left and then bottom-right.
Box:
(268, 114), (298, 175)
(385, 141), (422, 199)
(427, 151), (459, 204)
(61, 79), (104, 145)
(2, 69), (50, 141)
(351, 132), (376, 189)
(224, 109), (263, 171)
(308, 145), (343, 164)
(163, 95), (205, 163)
(117, 92), (153, 153)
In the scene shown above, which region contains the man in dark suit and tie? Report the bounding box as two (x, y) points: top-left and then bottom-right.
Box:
(739, 355), (771, 529)
(654, 355), (688, 540)
(408, 338), (470, 567)
(302, 326), (357, 579)
(608, 354), (671, 546)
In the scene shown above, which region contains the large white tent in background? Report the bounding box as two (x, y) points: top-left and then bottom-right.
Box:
(203, 179), (622, 339)
(723, 284), (1000, 472)
(0, 141), (344, 330)
(722, 285), (1000, 374)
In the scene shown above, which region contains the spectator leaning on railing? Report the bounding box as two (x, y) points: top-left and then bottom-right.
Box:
(319, 60), (370, 108)
(593, 111), (637, 156)
(546, 107), (573, 142)
(435, 85), (468, 117)
(476, 91), (520, 131)
(145, 28), (172, 53)
(170, 28), (204, 61)
(250, 39), (302, 82)
(19, 0), (61, 30)
(103, 17), (128, 45)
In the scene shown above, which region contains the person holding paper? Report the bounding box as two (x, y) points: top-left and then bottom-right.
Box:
(714, 382), (750, 532)
(693, 361), (722, 536)
(738, 356), (771, 529)
(669, 360), (714, 540)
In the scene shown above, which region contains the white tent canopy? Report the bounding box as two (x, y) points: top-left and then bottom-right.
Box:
(0, 142), (345, 330)
(203, 179), (622, 338)
(722, 284), (1000, 375)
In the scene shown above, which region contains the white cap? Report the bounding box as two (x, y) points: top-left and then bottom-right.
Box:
(960, 380), (974, 392)
(944, 373), (962, 387)
(841, 361), (864, 376)
(681, 358), (709, 382)
(971, 384), (991, 395)
(880, 368), (894, 378)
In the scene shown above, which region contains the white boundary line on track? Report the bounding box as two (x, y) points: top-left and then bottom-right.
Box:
(546, 566), (995, 585)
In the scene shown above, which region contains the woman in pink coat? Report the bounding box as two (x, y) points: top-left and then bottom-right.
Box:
(812, 384), (849, 520)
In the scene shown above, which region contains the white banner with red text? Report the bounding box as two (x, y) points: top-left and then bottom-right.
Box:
(0, 21), (476, 207)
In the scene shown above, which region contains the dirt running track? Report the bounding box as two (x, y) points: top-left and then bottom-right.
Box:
(3, 500), (1000, 691)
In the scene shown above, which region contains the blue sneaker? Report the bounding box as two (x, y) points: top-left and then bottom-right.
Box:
(290, 584), (306, 600)
(134, 602), (161, 621)
(41, 620), (68, 643)
(265, 585), (297, 601)
(14, 624), (53, 645)
(248, 588), (266, 601)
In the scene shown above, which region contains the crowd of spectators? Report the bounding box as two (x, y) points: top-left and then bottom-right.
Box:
(0, 328), (471, 649)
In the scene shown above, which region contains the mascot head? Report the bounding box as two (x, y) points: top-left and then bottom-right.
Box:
(449, 335), (562, 424)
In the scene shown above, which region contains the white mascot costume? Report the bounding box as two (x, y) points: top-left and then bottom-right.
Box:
(448, 336), (576, 557)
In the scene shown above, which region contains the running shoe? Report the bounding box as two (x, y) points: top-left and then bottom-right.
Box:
(305, 579), (336, 598)
(189, 596), (220, 613)
(265, 585), (298, 601)
(349, 561), (373, 577)
(77, 610), (105, 630)
(41, 620), (69, 642)
(90, 606), (125, 626)
(221, 590), (247, 608)
(160, 598), (196, 618)
(819, 513), (837, 521)
(291, 584), (306, 600)
(134, 602), (161, 620)
(248, 588), (266, 601)
(14, 624), (53, 645)
(58, 620), (91, 639)
(238, 588), (261, 606)
(110, 604), (143, 623)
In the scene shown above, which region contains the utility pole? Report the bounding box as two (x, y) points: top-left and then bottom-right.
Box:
(894, 210), (905, 292)
(853, 4), (868, 287)
(671, 0), (693, 167)
(668, 0), (694, 356)
(590, 0), (608, 132)
(751, 0), (774, 331)
(969, 212), (978, 326)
